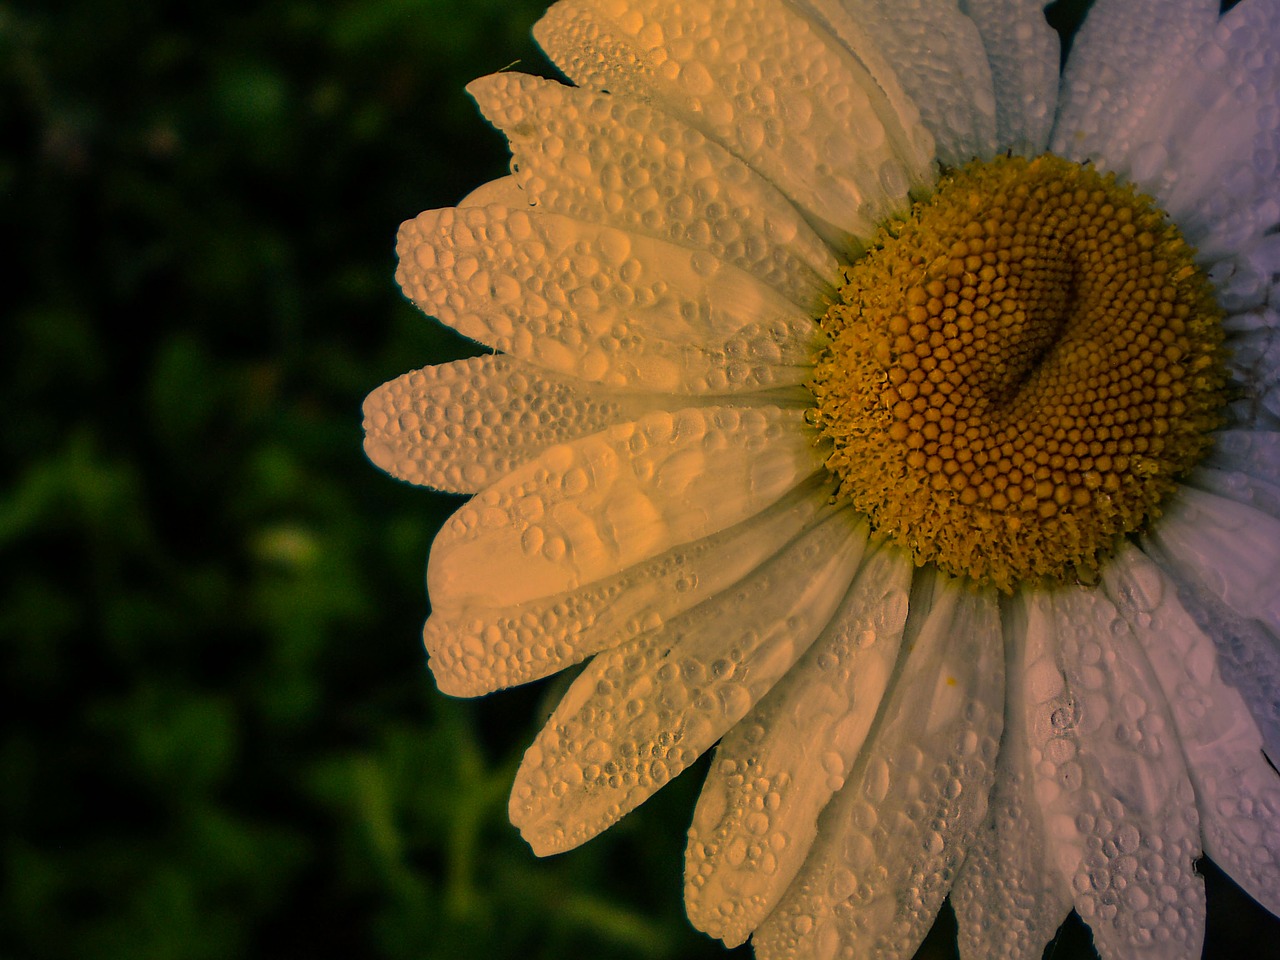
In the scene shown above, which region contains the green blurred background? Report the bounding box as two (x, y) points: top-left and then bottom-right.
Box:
(2, 0), (1277, 957)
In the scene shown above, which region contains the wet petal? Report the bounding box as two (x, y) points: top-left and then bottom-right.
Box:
(1019, 586), (1205, 960)
(754, 572), (1004, 960)
(951, 596), (1074, 960)
(509, 507), (868, 855)
(1052, 0), (1220, 172)
(1104, 546), (1280, 918)
(363, 356), (659, 493)
(1208, 429), (1280, 487)
(959, 0), (1058, 154)
(396, 203), (821, 392)
(1145, 486), (1280, 637)
(424, 477), (831, 695)
(684, 541), (912, 946)
(533, 0), (935, 252)
(787, 0), (997, 165)
(427, 405), (823, 609)
(467, 72), (838, 308)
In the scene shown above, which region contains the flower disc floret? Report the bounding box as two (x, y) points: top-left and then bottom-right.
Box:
(810, 154), (1228, 590)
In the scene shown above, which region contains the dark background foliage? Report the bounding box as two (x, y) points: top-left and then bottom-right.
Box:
(2, 0), (1276, 957)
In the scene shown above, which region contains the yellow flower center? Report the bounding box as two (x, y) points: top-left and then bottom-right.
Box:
(809, 154), (1227, 590)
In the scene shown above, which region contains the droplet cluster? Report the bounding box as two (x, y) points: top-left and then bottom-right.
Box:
(1017, 586), (1205, 955)
(534, 0), (934, 249)
(424, 478), (828, 697)
(810, 154), (1227, 589)
(468, 71), (837, 308)
(509, 509), (863, 856)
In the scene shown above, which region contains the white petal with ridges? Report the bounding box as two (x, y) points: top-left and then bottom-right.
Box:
(1209, 429), (1280, 487)
(1186, 466), (1280, 521)
(467, 73), (838, 308)
(754, 572), (1004, 960)
(959, 0), (1058, 154)
(684, 541), (912, 946)
(509, 506), (867, 855)
(1020, 586), (1205, 960)
(427, 405), (823, 609)
(533, 0), (935, 253)
(396, 203), (821, 393)
(1054, 0), (1280, 276)
(363, 356), (663, 493)
(424, 476), (832, 695)
(951, 595), (1073, 960)
(1145, 486), (1280, 637)
(1052, 0), (1220, 173)
(794, 0), (996, 165)
(1104, 546), (1280, 918)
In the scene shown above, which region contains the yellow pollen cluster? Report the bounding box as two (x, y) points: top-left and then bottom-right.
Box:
(809, 154), (1227, 590)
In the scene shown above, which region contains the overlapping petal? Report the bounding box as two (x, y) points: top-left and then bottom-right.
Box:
(787, 0), (997, 166)
(684, 539), (911, 946)
(396, 203), (823, 393)
(950, 588), (1073, 960)
(958, 0), (1058, 154)
(467, 72), (839, 308)
(533, 0), (935, 251)
(1016, 586), (1206, 960)
(508, 506), (868, 854)
(424, 476), (832, 695)
(752, 573), (1004, 960)
(1104, 547), (1280, 918)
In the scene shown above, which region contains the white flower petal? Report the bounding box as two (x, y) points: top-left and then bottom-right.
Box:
(509, 507), (868, 855)
(1223, 306), (1280, 425)
(1145, 486), (1280, 637)
(1051, 0), (1219, 172)
(467, 72), (838, 308)
(958, 0), (1058, 155)
(424, 476), (832, 696)
(1055, 0), (1280, 273)
(951, 595), (1074, 960)
(1150, 0), (1280, 263)
(1209, 429), (1280, 487)
(533, 0), (935, 253)
(787, 0), (997, 166)
(753, 572), (1004, 960)
(363, 356), (662, 493)
(1019, 586), (1206, 960)
(427, 405), (824, 610)
(684, 539), (911, 947)
(396, 203), (821, 393)
(1104, 546), (1280, 918)
(1187, 465), (1280, 520)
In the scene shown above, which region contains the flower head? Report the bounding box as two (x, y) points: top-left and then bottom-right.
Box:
(364, 0), (1280, 956)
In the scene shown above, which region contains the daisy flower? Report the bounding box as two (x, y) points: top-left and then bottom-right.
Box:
(363, 0), (1280, 956)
